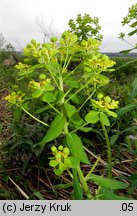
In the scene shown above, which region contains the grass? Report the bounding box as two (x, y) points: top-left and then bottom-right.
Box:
(0, 51), (137, 199)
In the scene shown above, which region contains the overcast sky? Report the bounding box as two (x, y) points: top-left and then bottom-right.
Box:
(0, 0), (136, 52)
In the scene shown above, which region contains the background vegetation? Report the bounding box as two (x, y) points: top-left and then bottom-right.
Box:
(0, 4), (137, 200)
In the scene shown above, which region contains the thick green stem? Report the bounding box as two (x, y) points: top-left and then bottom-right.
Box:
(59, 76), (64, 103)
(59, 73), (93, 199)
(49, 68), (60, 89)
(101, 121), (112, 178)
(77, 166), (93, 200)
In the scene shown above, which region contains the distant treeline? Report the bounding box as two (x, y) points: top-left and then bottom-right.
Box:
(15, 51), (137, 58)
(102, 52), (137, 58)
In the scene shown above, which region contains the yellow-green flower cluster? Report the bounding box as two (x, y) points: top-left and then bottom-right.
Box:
(23, 39), (58, 64)
(5, 91), (25, 105)
(15, 62), (31, 70)
(28, 74), (54, 99)
(49, 145), (70, 175)
(28, 78), (51, 91)
(92, 94), (119, 117)
(84, 54), (116, 73)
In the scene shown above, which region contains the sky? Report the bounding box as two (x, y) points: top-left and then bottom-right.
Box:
(0, 0), (137, 52)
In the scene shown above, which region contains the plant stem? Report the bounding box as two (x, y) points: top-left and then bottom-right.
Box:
(58, 72), (93, 199)
(78, 88), (96, 111)
(101, 121), (112, 178)
(67, 168), (73, 179)
(48, 68), (60, 89)
(59, 76), (64, 103)
(47, 102), (62, 116)
(21, 107), (49, 127)
(85, 156), (101, 181)
(70, 122), (89, 134)
(66, 81), (90, 103)
(77, 166), (93, 200)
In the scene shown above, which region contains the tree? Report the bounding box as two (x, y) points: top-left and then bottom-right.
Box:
(68, 14), (103, 43)
(36, 16), (59, 43)
(119, 3), (137, 53)
(0, 33), (6, 50)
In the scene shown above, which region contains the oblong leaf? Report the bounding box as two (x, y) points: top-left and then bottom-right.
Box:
(72, 168), (83, 200)
(130, 77), (137, 98)
(42, 115), (65, 143)
(88, 174), (128, 189)
(64, 102), (83, 126)
(100, 112), (110, 126)
(33, 115), (65, 156)
(54, 183), (73, 189)
(110, 132), (121, 145)
(107, 110), (117, 118)
(116, 103), (137, 118)
(128, 29), (137, 36)
(66, 133), (90, 164)
(120, 49), (134, 54)
(97, 192), (131, 200)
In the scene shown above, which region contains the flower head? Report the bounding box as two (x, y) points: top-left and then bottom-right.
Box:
(92, 94), (119, 117)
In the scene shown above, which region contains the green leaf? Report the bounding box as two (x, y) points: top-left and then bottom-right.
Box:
(116, 103), (137, 118)
(120, 49), (135, 54)
(59, 162), (66, 171)
(65, 157), (80, 168)
(88, 174), (128, 189)
(33, 115), (65, 156)
(54, 183), (73, 189)
(126, 174), (137, 195)
(85, 110), (99, 124)
(13, 107), (22, 121)
(100, 112), (110, 126)
(122, 126), (137, 133)
(128, 29), (137, 36)
(49, 160), (58, 167)
(97, 192), (131, 200)
(72, 169), (83, 200)
(45, 62), (60, 74)
(42, 92), (56, 103)
(32, 89), (43, 98)
(110, 132), (121, 145)
(66, 133), (90, 164)
(42, 115), (65, 143)
(54, 168), (63, 176)
(64, 102), (83, 126)
(43, 84), (55, 91)
(32, 191), (46, 200)
(96, 74), (110, 84)
(70, 94), (84, 105)
(55, 91), (64, 104)
(65, 78), (80, 89)
(78, 127), (92, 132)
(130, 77), (137, 98)
(131, 21), (137, 28)
(107, 110), (117, 118)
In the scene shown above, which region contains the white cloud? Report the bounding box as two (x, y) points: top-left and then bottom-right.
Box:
(0, 0), (136, 51)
